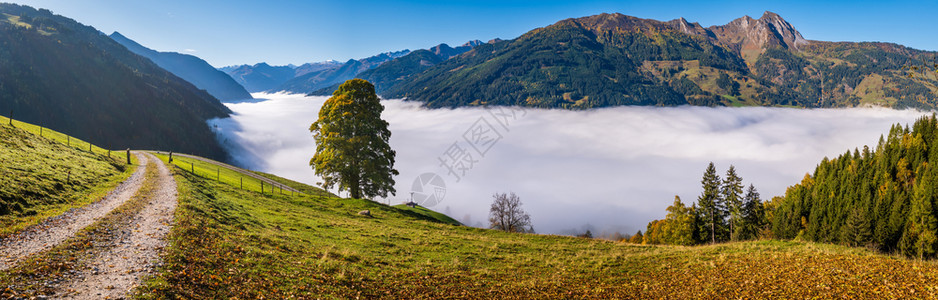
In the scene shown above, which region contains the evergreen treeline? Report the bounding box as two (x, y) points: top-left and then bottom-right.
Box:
(642, 163), (769, 245)
(772, 114), (938, 259)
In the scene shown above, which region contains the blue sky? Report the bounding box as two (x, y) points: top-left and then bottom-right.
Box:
(7, 0), (938, 67)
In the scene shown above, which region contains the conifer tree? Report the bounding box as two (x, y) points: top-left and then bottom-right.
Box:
(690, 203), (702, 244)
(723, 165), (744, 241)
(698, 162), (724, 244)
(739, 184), (765, 240)
(842, 207), (872, 247)
(904, 163), (938, 259)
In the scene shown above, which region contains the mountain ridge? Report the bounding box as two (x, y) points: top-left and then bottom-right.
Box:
(272, 50), (411, 94)
(375, 11), (937, 109)
(109, 32), (253, 102)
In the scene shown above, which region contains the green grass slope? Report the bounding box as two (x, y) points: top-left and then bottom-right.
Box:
(392, 204), (462, 226)
(138, 158), (938, 298)
(0, 116), (136, 238)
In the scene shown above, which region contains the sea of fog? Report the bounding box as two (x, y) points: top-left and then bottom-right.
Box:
(208, 93), (927, 236)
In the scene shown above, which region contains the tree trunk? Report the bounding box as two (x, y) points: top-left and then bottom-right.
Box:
(711, 214), (715, 244)
(350, 173), (361, 199)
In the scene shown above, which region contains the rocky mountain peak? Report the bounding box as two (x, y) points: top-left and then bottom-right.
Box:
(758, 11), (807, 49)
(707, 11), (808, 63)
(462, 40), (484, 47)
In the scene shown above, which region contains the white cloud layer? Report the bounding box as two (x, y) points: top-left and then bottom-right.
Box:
(209, 93), (928, 236)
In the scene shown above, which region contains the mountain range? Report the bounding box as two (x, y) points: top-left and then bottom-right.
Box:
(221, 50), (414, 94)
(275, 50), (412, 94)
(360, 12), (938, 109)
(0, 3), (230, 159)
(108, 32), (253, 102)
(309, 41), (485, 95)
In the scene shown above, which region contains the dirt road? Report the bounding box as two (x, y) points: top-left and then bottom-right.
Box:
(56, 151), (178, 299)
(0, 152), (148, 271)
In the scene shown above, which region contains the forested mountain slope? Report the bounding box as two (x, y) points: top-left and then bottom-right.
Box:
(0, 4), (230, 159)
(380, 12), (938, 109)
(109, 32), (253, 102)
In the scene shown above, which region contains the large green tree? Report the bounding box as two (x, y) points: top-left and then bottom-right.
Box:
(310, 79), (399, 199)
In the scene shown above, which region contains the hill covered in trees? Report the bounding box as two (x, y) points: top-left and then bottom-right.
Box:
(373, 12), (938, 109)
(772, 114), (938, 259)
(642, 115), (938, 260)
(0, 4), (230, 159)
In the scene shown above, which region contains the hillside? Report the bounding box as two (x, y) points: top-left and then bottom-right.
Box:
(0, 116), (135, 238)
(0, 4), (230, 159)
(109, 32), (253, 102)
(772, 114), (938, 258)
(392, 203), (463, 226)
(131, 157), (938, 298)
(380, 12), (938, 109)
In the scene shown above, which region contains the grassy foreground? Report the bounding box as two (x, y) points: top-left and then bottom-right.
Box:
(138, 158), (938, 298)
(0, 118), (136, 238)
(4, 115), (937, 297)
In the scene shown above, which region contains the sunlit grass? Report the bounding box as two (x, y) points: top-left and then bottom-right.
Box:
(0, 117), (137, 238)
(139, 165), (938, 298)
(0, 115), (132, 163)
(152, 153), (297, 196)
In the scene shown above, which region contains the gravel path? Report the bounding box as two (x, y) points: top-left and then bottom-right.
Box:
(0, 152), (148, 271)
(57, 152), (178, 299)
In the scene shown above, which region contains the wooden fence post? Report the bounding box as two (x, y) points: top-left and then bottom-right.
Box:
(191, 162), (194, 174)
(169, 151), (173, 163)
(126, 149), (130, 164)
(240, 177), (243, 189)
(217, 167), (220, 181)
(89, 142), (92, 152)
(67, 136), (70, 146)
(8, 109), (12, 126)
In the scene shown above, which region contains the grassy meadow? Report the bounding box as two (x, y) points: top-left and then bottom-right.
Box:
(137, 160), (938, 298)
(0, 117), (136, 238)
